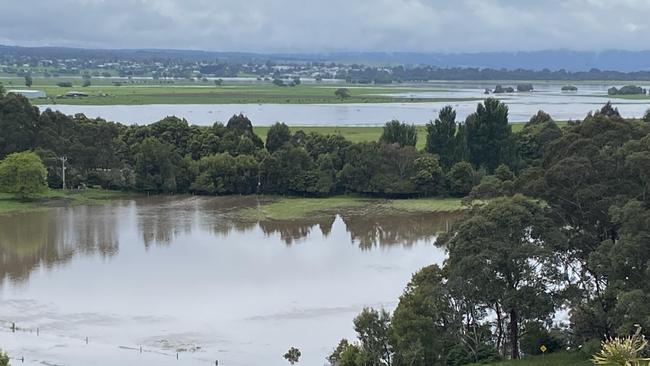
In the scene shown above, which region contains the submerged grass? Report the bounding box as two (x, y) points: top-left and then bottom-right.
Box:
(238, 196), (466, 221)
(239, 196), (369, 221)
(383, 197), (464, 213)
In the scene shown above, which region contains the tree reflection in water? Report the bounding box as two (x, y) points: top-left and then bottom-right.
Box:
(0, 196), (460, 285)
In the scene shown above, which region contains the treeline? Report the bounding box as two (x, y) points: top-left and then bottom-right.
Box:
(1, 87), (649, 200)
(0, 88), (584, 198)
(326, 105), (650, 365)
(340, 65), (650, 83)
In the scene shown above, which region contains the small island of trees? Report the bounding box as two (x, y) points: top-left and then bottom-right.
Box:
(608, 85), (647, 95)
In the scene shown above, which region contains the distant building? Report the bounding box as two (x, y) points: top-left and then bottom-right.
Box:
(8, 89), (46, 99)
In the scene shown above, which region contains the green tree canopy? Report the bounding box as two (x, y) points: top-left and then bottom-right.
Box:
(266, 122), (292, 153)
(465, 98), (514, 172)
(283, 347), (301, 365)
(0, 151), (48, 200)
(379, 120), (417, 147)
(439, 196), (563, 359)
(425, 105), (458, 169)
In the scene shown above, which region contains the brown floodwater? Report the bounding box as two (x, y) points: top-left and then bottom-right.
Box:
(0, 196), (458, 366)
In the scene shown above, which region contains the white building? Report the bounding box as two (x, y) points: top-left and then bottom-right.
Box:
(8, 89), (46, 99)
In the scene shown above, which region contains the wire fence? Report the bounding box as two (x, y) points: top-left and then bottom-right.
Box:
(0, 319), (220, 364)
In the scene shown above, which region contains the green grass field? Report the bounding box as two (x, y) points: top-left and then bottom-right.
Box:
(468, 352), (591, 366)
(1, 77), (481, 105)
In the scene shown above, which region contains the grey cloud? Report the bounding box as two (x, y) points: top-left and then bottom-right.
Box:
(1, 0), (649, 52)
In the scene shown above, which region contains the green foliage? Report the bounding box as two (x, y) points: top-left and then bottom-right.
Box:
(517, 84), (534, 92)
(390, 265), (458, 366)
(465, 98), (514, 172)
(469, 175), (511, 199)
(517, 111), (562, 165)
(338, 343), (364, 366)
(191, 153), (258, 195)
(57, 81), (73, 87)
(266, 122), (292, 153)
(335, 88), (351, 100)
(380, 120), (417, 147)
(439, 196), (563, 360)
(133, 137), (185, 193)
(447, 161), (476, 197)
(283, 347), (301, 365)
(0, 350), (8, 366)
(425, 105), (458, 168)
(608, 85), (647, 96)
(353, 308), (392, 366)
(0, 151), (48, 200)
(24, 75), (33, 88)
(519, 322), (567, 356)
(411, 154), (443, 196)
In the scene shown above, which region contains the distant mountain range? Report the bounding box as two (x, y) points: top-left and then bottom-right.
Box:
(2, 45), (650, 72)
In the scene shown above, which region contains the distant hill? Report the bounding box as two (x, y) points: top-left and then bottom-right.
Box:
(2, 45), (650, 72)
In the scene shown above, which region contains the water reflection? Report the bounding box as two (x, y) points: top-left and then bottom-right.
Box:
(0, 205), (121, 284)
(0, 196), (458, 285)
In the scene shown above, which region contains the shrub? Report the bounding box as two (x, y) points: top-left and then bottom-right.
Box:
(593, 327), (650, 366)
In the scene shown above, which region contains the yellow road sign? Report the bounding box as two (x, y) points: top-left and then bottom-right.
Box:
(540, 344), (547, 353)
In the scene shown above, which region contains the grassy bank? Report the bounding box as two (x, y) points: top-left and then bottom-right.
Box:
(238, 196), (465, 221)
(468, 352), (591, 366)
(0, 189), (136, 214)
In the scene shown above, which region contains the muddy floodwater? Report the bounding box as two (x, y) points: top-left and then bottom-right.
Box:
(0, 196), (456, 366)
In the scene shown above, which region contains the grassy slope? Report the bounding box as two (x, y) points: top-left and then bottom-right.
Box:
(0, 189), (135, 214)
(468, 352), (591, 366)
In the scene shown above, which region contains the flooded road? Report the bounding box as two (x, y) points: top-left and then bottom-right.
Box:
(0, 196), (455, 366)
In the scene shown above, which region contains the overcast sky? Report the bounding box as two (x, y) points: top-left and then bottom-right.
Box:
(1, 0), (648, 53)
